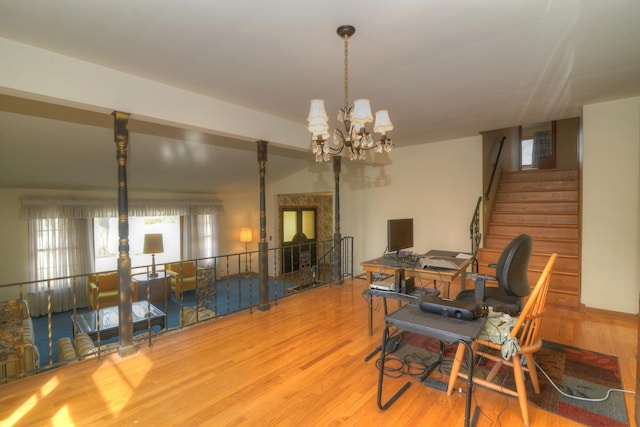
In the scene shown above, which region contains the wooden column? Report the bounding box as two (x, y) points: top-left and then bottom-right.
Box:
(112, 111), (136, 357)
(257, 141), (270, 311)
(333, 156), (343, 285)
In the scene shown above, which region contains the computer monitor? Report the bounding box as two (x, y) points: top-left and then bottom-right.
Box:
(387, 218), (414, 254)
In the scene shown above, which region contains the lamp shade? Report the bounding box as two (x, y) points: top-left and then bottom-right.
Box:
(373, 110), (394, 134)
(308, 100), (330, 137)
(307, 117), (329, 137)
(308, 99), (328, 121)
(240, 228), (253, 243)
(350, 99), (373, 125)
(143, 233), (164, 254)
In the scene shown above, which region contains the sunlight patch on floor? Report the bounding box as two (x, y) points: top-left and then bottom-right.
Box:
(93, 351), (153, 416)
(4, 376), (60, 426)
(52, 405), (74, 426)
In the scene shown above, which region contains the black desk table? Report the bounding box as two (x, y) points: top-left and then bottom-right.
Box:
(377, 304), (486, 427)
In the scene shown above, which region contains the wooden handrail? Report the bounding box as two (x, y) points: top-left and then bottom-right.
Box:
(485, 136), (506, 201)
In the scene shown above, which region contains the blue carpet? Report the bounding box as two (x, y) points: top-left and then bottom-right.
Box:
(32, 275), (302, 364)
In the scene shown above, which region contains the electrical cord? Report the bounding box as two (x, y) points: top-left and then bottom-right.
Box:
(376, 351), (435, 379)
(534, 360), (636, 402)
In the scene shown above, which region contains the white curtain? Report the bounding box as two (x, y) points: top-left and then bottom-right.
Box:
(21, 196), (223, 315)
(184, 214), (219, 263)
(27, 218), (93, 316)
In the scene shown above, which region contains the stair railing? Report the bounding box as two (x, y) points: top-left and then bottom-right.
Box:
(470, 135), (506, 273)
(469, 196), (482, 273)
(485, 136), (506, 201)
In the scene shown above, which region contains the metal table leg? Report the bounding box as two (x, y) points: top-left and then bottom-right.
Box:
(460, 340), (477, 427)
(376, 321), (411, 410)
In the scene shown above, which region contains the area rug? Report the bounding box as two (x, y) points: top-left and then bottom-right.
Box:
(389, 333), (629, 427)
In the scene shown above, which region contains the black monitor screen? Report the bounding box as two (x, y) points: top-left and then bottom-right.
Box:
(387, 218), (414, 254)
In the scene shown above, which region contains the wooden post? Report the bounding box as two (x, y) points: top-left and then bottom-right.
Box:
(257, 141), (270, 311)
(333, 156), (343, 285)
(112, 111), (136, 357)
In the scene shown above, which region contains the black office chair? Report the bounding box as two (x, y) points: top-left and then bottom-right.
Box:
(455, 234), (533, 315)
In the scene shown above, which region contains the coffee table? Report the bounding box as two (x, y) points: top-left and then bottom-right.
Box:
(73, 300), (166, 341)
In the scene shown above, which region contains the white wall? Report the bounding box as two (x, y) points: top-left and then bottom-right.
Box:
(0, 189), (29, 290)
(267, 136), (483, 274)
(582, 97), (640, 314)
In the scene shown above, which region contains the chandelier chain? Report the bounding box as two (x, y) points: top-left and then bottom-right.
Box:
(343, 36), (349, 111)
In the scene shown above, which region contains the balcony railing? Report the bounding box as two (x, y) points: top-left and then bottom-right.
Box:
(0, 236), (353, 384)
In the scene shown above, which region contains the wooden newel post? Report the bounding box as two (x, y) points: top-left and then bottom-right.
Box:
(257, 141), (270, 311)
(112, 111), (136, 357)
(333, 156), (343, 285)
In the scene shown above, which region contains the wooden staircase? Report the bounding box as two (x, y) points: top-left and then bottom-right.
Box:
(477, 168), (581, 309)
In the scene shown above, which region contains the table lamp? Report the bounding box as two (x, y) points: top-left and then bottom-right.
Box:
(143, 233), (164, 277)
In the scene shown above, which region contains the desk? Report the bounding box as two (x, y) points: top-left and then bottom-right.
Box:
(377, 304), (486, 427)
(361, 253), (471, 299)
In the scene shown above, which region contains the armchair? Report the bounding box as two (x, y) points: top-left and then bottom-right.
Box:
(455, 234), (533, 315)
(88, 272), (138, 310)
(166, 261), (209, 298)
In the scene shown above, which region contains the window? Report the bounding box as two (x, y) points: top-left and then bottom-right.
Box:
(93, 216), (181, 272)
(32, 218), (90, 280)
(521, 138), (533, 169)
(28, 217), (93, 315)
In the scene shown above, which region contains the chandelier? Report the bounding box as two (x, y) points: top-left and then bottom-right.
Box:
(307, 25), (394, 162)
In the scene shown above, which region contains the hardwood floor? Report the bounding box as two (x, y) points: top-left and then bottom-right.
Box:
(0, 278), (636, 426)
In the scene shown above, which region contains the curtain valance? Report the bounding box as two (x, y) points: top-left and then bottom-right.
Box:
(20, 196), (223, 219)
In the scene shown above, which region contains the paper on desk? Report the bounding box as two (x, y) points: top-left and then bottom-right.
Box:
(455, 253), (473, 259)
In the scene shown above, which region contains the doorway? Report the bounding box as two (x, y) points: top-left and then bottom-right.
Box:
(281, 208), (317, 275)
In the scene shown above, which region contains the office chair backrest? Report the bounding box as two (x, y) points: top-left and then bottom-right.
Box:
(495, 234), (533, 298)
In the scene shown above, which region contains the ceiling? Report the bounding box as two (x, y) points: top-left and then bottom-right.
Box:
(1, 1), (639, 194)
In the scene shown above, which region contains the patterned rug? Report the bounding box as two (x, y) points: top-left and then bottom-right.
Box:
(390, 333), (629, 426)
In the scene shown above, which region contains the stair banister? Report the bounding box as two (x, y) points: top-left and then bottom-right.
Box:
(485, 136), (506, 201)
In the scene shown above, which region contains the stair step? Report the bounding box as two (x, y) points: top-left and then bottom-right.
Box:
(494, 201), (578, 213)
(491, 212), (578, 225)
(502, 168), (578, 182)
(500, 180), (578, 192)
(476, 249), (579, 274)
(475, 265), (579, 291)
(488, 224), (579, 240)
(484, 235), (578, 256)
(496, 189), (578, 202)
(546, 291), (580, 308)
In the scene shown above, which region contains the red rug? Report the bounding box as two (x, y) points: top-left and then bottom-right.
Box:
(393, 333), (629, 426)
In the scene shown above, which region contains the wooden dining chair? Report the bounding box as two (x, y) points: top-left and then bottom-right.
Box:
(446, 252), (558, 427)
